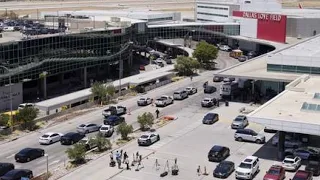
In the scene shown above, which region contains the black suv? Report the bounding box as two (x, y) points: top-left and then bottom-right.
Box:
(103, 115), (125, 126)
(202, 113), (219, 125)
(60, 132), (85, 145)
(204, 85), (216, 94)
(14, 148), (45, 163)
(208, 145), (230, 162)
(305, 159), (320, 176)
(0, 169), (33, 180)
(0, 163), (14, 176)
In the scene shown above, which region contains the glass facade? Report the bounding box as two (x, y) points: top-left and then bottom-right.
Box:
(0, 27), (132, 86)
(267, 64), (320, 74)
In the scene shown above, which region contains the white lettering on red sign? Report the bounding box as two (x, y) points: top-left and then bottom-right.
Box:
(242, 12), (282, 22)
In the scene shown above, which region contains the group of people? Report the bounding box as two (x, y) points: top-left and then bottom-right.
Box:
(109, 150), (143, 170)
(110, 150), (129, 170)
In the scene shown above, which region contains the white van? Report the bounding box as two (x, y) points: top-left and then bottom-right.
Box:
(18, 103), (35, 110)
(173, 90), (188, 100)
(3, 26), (14, 32)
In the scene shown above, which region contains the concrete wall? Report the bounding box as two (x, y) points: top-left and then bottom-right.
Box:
(287, 17), (320, 38)
(0, 83), (23, 111)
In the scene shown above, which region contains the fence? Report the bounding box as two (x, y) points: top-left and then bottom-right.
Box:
(144, 80), (172, 91)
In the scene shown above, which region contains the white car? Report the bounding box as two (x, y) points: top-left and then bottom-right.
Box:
(78, 137), (97, 151)
(39, 132), (63, 145)
(99, 125), (114, 137)
(282, 155), (301, 171)
(185, 87), (197, 95)
(137, 133), (160, 146)
(235, 156), (260, 180)
(201, 98), (216, 107)
(76, 123), (101, 134)
(137, 97), (152, 106)
(218, 45), (231, 51)
(155, 95), (174, 107)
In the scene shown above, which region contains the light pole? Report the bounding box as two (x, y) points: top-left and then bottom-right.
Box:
(118, 41), (133, 98)
(45, 154), (49, 180)
(0, 66), (13, 129)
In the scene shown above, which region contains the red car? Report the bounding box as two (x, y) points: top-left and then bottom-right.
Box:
(263, 165), (285, 180)
(291, 170), (313, 180)
(139, 65), (145, 71)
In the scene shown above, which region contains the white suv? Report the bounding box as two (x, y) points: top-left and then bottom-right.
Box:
(235, 156), (260, 180)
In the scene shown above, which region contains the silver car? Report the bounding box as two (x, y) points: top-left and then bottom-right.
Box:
(77, 123), (101, 134)
(272, 133), (303, 148)
(234, 129), (265, 144)
(231, 115), (249, 129)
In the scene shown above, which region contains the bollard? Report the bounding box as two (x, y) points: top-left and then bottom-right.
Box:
(225, 101), (229, 107)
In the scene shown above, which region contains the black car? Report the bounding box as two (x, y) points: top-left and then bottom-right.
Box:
(0, 163), (14, 176)
(60, 132), (85, 145)
(204, 85), (216, 94)
(0, 169), (33, 180)
(213, 76), (223, 82)
(202, 113), (219, 125)
(14, 148), (44, 163)
(103, 115), (125, 126)
(208, 145), (230, 162)
(213, 161), (235, 178)
(305, 159), (320, 176)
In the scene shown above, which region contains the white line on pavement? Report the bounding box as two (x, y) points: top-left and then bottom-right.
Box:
(49, 160), (60, 166)
(5, 154), (15, 159)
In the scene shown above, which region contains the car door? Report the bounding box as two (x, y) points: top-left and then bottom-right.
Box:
(150, 134), (156, 143)
(248, 130), (256, 142)
(51, 133), (59, 142)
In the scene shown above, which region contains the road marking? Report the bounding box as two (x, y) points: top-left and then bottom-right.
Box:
(49, 160), (60, 166)
(6, 154), (15, 159)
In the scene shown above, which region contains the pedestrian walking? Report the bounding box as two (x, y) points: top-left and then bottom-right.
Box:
(197, 165), (201, 176)
(117, 158), (122, 169)
(123, 152), (128, 163)
(190, 75), (193, 81)
(110, 151), (114, 161)
(136, 151), (139, 162)
(125, 159), (131, 170)
(155, 109), (160, 118)
(120, 149), (123, 159)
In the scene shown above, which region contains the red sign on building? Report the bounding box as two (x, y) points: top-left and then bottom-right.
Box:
(233, 11), (287, 43)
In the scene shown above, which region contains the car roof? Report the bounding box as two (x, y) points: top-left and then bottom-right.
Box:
(211, 145), (224, 151)
(295, 170), (311, 177)
(206, 113), (218, 116)
(64, 132), (77, 136)
(284, 155), (296, 160)
(101, 124), (111, 128)
(203, 98), (212, 100)
(243, 156), (258, 163)
(43, 132), (56, 135)
(270, 165), (282, 170)
(236, 115), (246, 119)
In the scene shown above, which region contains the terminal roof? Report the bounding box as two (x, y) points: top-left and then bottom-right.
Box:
(248, 75), (320, 136)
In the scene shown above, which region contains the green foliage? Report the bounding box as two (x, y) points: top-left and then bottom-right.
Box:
(174, 56), (201, 76)
(0, 114), (9, 126)
(66, 143), (87, 164)
(90, 133), (112, 152)
(16, 107), (39, 130)
(192, 41), (218, 69)
(91, 82), (115, 104)
(137, 112), (155, 131)
(116, 122), (133, 140)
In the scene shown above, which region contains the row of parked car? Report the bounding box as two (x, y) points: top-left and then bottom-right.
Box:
(201, 112), (320, 179)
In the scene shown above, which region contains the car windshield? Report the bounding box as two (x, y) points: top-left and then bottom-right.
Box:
(239, 163), (251, 169)
(79, 124), (85, 127)
(267, 169), (280, 175)
(140, 135), (149, 139)
(234, 118), (243, 121)
(186, 87), (191, 90)
(42, 135), (50, 138)
(283, 159), (294, 164)
(100, 127), (109, 130)
(139, 98), (145, 101)
(19, 148), (31, 154)
(203, 99), (210, 102)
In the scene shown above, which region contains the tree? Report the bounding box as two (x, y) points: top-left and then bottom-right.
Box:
(90, 133), (112, 152)
(174, 56), (200, 76)
(16, 107), (39, 130)
(65, 143), (87, 164)
(116, 122), (133, 140)
(137, 112), (155, 131)
(192, 41), (218, 69)
(0, 114), (9, 127)
(91, 82), (108, 104)
(105, 84), (116, 102)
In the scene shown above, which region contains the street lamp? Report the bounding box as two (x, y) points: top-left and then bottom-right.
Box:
(0, 66), (13, 129)
(45, 154), (49, 180)
(118, 41), (133, 98)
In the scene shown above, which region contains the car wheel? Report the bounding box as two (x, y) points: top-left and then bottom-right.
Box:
(85, 130), (89, 134)
(255, 139), (262, 144)
(236, 137), (243, 142)
(157, 135), (160, 141)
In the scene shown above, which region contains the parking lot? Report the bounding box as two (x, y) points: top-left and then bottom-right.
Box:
(109, 102), (318, 180)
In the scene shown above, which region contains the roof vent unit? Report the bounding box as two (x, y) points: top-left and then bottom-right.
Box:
(301, 102), (320, 112)
(111, 17), (121, 22)
(313, 93), (320, 99)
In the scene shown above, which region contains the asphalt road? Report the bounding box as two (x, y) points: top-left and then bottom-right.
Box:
(0, 51), (238, 176)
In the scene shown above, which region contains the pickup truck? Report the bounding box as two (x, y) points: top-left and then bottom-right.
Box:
(102, 105), (127, 118)
(155, 95), (174, 107)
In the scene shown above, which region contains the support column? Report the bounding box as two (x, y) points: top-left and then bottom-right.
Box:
(43, 76), (47, 99)
(277, 131), (285, 160)
(84, 67), (87, 88)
